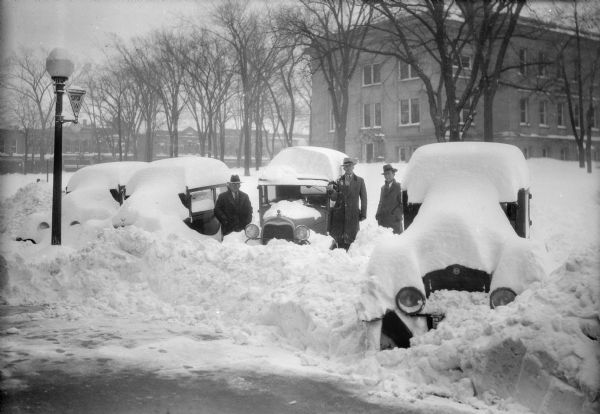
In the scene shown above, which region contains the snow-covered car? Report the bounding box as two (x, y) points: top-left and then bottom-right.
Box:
(111, 156), (230, 240)
(244, 146), (348, 245)
(357, 142), (551, 350)
(16, 161), (148, 244)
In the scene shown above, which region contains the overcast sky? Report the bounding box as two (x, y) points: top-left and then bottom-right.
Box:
(0, 0), (213, 63)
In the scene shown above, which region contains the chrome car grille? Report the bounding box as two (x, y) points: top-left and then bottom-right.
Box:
(422, 264), (491, 297)
(262, 223), (294, 244)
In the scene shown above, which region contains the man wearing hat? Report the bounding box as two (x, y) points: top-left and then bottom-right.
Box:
(375, 164), (403, 234)
(327, 157), (367, 250)
(214, 174), (253, 237)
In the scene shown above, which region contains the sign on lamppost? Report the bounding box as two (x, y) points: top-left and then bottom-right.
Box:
(45, 48), (86, 245)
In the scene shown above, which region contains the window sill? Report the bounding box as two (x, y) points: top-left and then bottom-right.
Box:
(399, 77), (419, 82)
(360, 126), (382, 130)
(362, 83), (382, 88)
(539, 124), (550, 128)
(398, 123), (420, 127)
(558, 125), (566, 129)
(520, 122), (530, 127)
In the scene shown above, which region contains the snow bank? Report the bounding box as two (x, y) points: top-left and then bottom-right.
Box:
(0, 159), (598, 414)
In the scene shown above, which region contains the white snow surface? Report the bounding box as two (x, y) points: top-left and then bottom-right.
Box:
(0, 158), (598, 414)
(263, 200), (322, 220)
(404, 142), (530, 202)
(259, 146), (347, 185)
(66, 161), (148, 193)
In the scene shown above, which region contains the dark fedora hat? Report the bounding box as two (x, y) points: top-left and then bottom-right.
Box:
(228, 174), (242, 184)
(382, 164), (398, 174)
(341, 157), (357, 166)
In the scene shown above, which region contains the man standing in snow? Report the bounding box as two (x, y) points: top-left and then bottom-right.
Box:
(327, 157), (367, 250)
(214, 174), (253, 236)
(375, 164), (403, 234)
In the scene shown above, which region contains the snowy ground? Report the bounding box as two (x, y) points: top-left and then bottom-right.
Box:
(0, 158), (598, 414)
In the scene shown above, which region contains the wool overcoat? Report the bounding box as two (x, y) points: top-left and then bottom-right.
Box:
(376, 180), (403, 234)
(328, 174), (367, 245)
(214, 190), (253, 236)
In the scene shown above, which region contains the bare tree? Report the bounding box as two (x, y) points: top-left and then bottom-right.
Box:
(182, 29), (234, 160)
(213, 0), (261, 176)
(360, 0), (524, 142)
(152, 30), (188, 157)
(277, 0), (373, 152)
(11, 93), (39, 173)
(527, 0), (600, 172)
(116, 38), (162, 162)
(4, 48), (54, 160)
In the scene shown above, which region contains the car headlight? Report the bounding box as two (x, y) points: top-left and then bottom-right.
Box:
(245, 223), (260, 239)
(294, 225), (310, 241)
(395, 287), (425, 315)
(490, 287), (517, 308)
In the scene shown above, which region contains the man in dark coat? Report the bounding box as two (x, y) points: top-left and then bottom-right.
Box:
(214, 174), (253, 236)
(376, 164), (403, 234)
(327, 157), (367, 250)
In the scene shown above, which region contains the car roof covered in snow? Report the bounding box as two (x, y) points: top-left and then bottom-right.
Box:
(402, 142), (530, 203)
(66, 161), (149, 193)
(126, 156), (230, 195)
(259, 146), (348, 186)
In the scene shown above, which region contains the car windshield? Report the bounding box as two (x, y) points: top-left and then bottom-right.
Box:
(262, 185), (328, 207)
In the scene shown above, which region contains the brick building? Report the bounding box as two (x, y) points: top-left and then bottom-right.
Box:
(310, 17), (600, 163)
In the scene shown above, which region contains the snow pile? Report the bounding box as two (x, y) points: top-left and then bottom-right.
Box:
(0, 158), (598, 414)
(404, 142), (530, 202)
(259, 146), (347, 184)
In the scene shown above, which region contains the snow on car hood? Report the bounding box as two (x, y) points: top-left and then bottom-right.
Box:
(357, 175), (551, 321)
(263, 200), (322, 220)
(403, 142), (530, 203)
(259, 146), (347, 185)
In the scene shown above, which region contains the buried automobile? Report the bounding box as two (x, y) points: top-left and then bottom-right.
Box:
(245, 146), (348, 244)
(357, 142), (552, 350)
(111, 156), (230, 240)
(16, 161), (148, 244)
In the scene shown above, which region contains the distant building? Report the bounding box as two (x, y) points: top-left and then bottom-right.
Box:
(310, 16), (600, 163)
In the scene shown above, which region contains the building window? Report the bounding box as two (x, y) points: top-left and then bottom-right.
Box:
(399, 60), (416, 80)
(400, 98), (420, 125)
(363, 103), (371, 127)
(542, 147), (549, 158)
(374, 102), (381, 127)
(10, 139), (17, 153)
(574, 103), (580, 128)
(539, 100), (548, 126)
(458, 98), (473, 125)
(519, 49), (527, 75)
(537, 51), (547, 77)
(363, 103), (382, 127)
(520, 98), (529, 124)
(329, 108), (335, 132)
(363, 63), (381, 86)
(560, 147), (568, 160)
(557, 102), (565, 127)
(453, 54), (472, 70)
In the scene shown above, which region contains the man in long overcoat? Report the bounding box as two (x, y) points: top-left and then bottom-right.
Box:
(214, 174), (253, 236)
(376, 164), (403, 234)
(327, 157), (367, 250)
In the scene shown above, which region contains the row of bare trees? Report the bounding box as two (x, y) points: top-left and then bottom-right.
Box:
(2, 0), (312, 175)
(2, 0), (598, 174)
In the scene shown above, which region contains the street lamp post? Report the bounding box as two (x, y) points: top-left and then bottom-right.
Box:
(46, 48), (74, 245)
